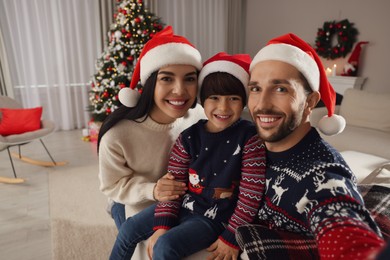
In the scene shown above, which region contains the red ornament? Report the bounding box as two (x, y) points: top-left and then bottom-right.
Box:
(126, 32), (132, 38)
(150, 33), (155, 38)
(102, 92), (109, 98)
(121, 61), (127, 67)
(121, 28), (127, 33)
(106, 108), (111, 114)
(127, 56), (134, 61)
(134, 17), (141, 23)
(119, 83), (126, 89)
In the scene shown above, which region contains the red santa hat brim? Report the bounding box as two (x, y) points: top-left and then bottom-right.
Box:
(140, 42), (202, 85)
(199, 60), (250, 93)
(250, 44), (320, 92)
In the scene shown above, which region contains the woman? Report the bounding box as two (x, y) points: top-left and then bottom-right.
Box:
(97, 26), (205, 230)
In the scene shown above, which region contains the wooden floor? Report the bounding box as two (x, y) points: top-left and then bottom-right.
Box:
(0, 130), (97, 260)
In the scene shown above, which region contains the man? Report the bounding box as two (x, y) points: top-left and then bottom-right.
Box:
(237, 33), (386, 259)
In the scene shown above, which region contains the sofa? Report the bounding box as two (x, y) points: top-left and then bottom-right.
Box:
(310, 88), (390, 183)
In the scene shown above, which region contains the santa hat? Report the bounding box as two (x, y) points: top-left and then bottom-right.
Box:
(118, 26), (202, 107)
(198, 52), (251, 98)
(250, 33), (346, 136)
(341, 41), (369, 76)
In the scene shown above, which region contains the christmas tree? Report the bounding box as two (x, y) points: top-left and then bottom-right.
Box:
(89, 0), (164, 122)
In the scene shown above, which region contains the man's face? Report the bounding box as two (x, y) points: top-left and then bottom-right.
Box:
(247, 60), (310, 150)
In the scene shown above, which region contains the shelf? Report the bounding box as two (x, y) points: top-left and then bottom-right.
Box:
(327, 76), (366, 96)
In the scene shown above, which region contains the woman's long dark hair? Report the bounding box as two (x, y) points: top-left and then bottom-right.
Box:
(97, 71), (158, 151)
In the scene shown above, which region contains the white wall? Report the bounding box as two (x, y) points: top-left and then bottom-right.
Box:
(245, 0), (390, 93)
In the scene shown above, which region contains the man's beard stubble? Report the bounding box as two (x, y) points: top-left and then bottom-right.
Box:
(253, 106), (304, 143)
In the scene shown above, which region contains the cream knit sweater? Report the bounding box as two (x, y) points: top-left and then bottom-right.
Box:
(98, 104), (206, 217)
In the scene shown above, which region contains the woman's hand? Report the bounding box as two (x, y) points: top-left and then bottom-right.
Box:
(153, 173), (187, 202)
(206, 238), (239, 260)
(147, 229), (167, 259)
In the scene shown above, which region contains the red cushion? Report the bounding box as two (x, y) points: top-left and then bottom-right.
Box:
(0, 107), (43, 136)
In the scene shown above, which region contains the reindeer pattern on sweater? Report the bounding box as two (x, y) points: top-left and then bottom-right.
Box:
(257, 128), (382, 241)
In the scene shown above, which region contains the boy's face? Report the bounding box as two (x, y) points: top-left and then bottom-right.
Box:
(204, 94), (243, 133)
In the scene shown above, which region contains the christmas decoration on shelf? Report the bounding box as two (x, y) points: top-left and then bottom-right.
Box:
(341, 41), (369, 76)
(315, 19), (358, 60)
(88, 0), (164, 124)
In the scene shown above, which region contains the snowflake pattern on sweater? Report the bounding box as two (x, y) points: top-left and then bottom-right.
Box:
(154, 119), (266, 248)
(257, 127), (384, 259)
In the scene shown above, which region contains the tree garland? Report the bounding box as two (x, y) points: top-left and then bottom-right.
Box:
(315, 19), (358, 60)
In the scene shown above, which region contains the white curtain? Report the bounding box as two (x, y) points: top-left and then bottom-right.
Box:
(0, 0), (245, 130)
(147, 0), (246, 60)
(0, 0), (102, 130)
(0, 29), (13, 97)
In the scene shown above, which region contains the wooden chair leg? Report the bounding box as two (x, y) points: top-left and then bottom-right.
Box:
(11, 140), (67, 167)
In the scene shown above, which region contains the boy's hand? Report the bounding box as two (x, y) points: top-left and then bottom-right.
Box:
(206, 238), (239, 260)
(147, 229), (168, 259)
(153, 173), (187, 201)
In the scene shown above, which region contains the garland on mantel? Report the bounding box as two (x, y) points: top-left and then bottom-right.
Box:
(315, 19), (358, 60)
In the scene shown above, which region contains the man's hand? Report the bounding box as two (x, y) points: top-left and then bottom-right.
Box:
(147, 229), (167, 259)
(206, 238), (239, 260)
(153, 173), (187, 201)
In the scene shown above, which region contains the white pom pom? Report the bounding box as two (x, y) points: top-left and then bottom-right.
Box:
(318, 114), (346, 136)
(118, 88), (140, 107)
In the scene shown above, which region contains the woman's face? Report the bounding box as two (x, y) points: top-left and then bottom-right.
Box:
(150, 64), (198, 124)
